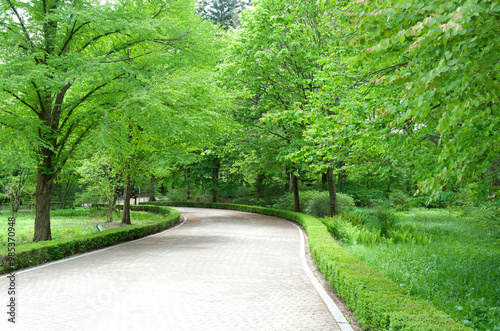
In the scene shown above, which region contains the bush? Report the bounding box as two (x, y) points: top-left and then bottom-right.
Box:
(375, 208), (398, 238)
(0, 193), (9, 205)
(273, 190), (355, 217)
(50, 208), (88, 217)
(304, 191), (355, 217)
(338, 181), (385, 207)
(389, 189), (407, 207)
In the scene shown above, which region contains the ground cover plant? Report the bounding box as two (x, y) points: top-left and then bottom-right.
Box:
(324, 208), (500, 331)
(0, 208), (161, 249)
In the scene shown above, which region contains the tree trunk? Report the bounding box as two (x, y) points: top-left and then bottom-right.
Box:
(185, 168), (191, 200)
(148, 175), (156, 202)
(106, 197), (114, 223)
(284, 167), (291, 192)
(338, 161), (344, 188)
(255, 173), (265, 200)
(33, 170), (54, 242)
(322, 172), (327, 185)
(56, 183), (63, 209)
(327, 167), (338, 216)
(62, 181), (75, 209)
(291, 171), (300, 212)
(212, 158), (220, 203)
(121, 170), (132, 225)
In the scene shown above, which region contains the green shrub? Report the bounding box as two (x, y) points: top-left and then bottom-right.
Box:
(0, 193), (9, 205)
(304, 191), (355, 217)
(338, 181), (385, 207)
(389, 189), (407, 207)
(375, 208), (398, 238)
(342, 208), (379, 226)
(50, 208), (88, 217)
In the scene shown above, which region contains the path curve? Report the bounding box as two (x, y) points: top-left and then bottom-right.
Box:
(1, 207), (352, 331)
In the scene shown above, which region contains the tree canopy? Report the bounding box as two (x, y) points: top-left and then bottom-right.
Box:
(0, 0), (231, 240)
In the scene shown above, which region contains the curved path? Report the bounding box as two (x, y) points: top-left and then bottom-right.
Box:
(1, 208), (352, 330)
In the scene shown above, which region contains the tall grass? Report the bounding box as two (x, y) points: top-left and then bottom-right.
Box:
(326, 208), (500, 331)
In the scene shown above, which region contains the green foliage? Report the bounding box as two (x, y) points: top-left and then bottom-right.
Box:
(148, 201), (470, 330)
(50, 208), (89, 217)
(323, 210), (432, 246)
(389, 189), (408, 207)
(272, 190), (354, 216)
(350, 0), (500, 198)
(75, 152), (121, 221)
(339, 181), (386, 207)
(304, 191), (355, 217)
(375, 208), (398, 238)
(0, 193), (9, 205)
(0, 0), (232, 241)
(344, 208), (500, 331)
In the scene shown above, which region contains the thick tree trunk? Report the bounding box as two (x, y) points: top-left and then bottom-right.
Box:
(291, 171), (300, 212)
(185, 168), (191, 200)
(121, 171), (132, 225)
(212, 158), (220, 203)
(148, 175), (156, 202)
(327, 167), (338, 216)
(33, 170), (53, 242)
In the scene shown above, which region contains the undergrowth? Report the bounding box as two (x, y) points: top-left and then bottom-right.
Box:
(323, 207), (500, 331)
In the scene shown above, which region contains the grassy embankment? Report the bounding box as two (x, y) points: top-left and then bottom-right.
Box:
(323, 207), (500, 331)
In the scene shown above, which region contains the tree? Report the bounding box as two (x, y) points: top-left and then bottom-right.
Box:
(76, 152), (121, 222)
(53, 166), (79, 209)
(196, 0), (248, 29)
(0, 138), (36, 215)
(0, 0), (224, 241)
(222, 0), (346, 212)
(351, 0), (500, 199)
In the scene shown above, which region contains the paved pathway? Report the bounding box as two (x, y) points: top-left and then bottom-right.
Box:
(1, 208), (352, 331)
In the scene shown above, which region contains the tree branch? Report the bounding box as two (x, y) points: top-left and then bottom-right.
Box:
(59, 73), (126, 132)
(253, 124), (291, 142)
(59, 21), (91, 56)
(3, 90), (39, 115)
(101, 50), (160, 63)
(78, 30), (121, 53)
(5, 0), (36, 49)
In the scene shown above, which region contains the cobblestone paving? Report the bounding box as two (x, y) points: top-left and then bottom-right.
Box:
(1, 208), (349, 331)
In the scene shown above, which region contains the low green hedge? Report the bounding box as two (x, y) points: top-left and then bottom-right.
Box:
(148, 201), (470, 331)
(0, 205), (180, 274)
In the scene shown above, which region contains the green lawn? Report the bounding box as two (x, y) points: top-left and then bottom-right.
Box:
(338, 208), (500, 331)
(0, 208), (161, 249)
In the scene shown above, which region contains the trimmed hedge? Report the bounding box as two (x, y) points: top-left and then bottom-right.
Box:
(148, 201), (471, 331)
(0, 205), (180, 274)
